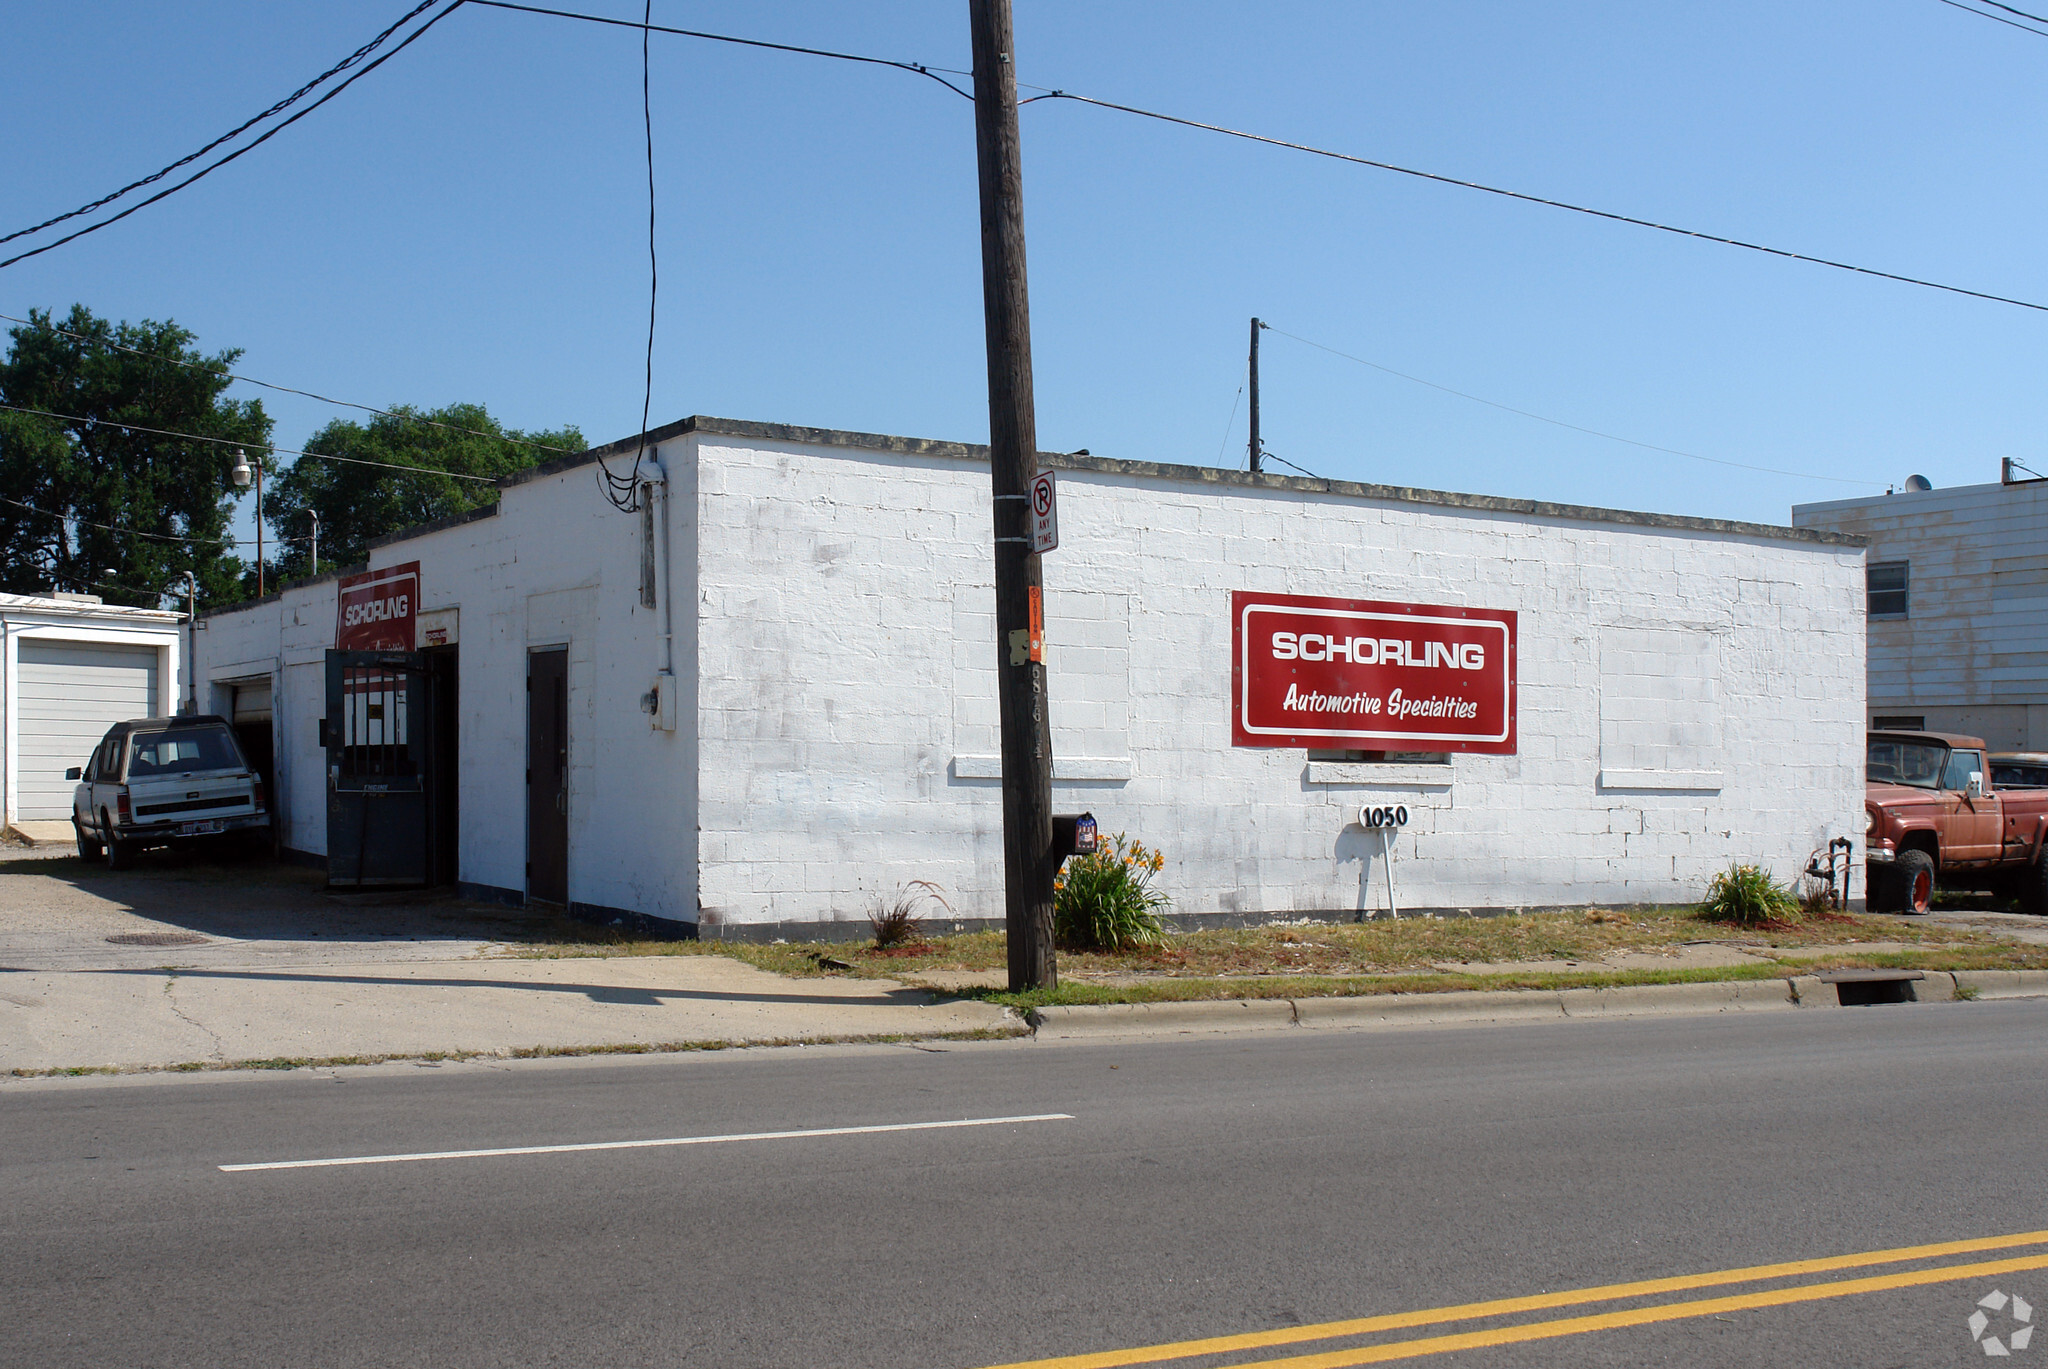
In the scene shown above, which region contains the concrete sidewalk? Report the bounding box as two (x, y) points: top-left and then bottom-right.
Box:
(0, 954), (1019, 1074)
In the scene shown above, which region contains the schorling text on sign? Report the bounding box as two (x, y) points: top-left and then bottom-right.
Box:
(335, 561), (420, 652)
(1232, 590), (1517, 754)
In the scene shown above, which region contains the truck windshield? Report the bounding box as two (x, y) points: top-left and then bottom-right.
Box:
(1867, 738), (1947, 789)
(127, 727), (243, 777)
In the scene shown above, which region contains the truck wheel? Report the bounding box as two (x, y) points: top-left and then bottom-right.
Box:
(101, 812), (134, 871)
(2025, 858), (2048, 917)
(1894, 848), (1936, 914)
(73, 817), (101, 863)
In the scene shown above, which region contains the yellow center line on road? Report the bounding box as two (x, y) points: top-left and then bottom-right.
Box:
(1213, 1250), (2048, 1368)
(973, 1228), (2048, 1369)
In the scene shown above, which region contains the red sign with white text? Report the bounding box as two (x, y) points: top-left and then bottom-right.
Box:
(335, 562), (419, 652)
(1232, 591), (1517, 753)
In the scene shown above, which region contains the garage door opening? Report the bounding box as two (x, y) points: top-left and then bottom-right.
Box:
(231, 680), (275, 843)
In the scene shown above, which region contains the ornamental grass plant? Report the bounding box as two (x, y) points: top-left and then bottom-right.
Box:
(1054, 833), (1171, 951)
(1697, 862), (1799, 926)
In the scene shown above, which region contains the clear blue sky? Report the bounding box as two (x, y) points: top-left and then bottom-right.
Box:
(6, 0), (2047, 540)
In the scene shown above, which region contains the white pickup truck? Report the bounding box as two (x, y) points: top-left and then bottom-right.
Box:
(68, 715), (269, 868)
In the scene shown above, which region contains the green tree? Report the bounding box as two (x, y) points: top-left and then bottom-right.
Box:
(266, 404), (583, 581)
(0, 305), (269, 607)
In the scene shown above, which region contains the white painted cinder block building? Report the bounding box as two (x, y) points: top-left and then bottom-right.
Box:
(1794, 468), (2048, 750)
(193, 416), (1867, 935)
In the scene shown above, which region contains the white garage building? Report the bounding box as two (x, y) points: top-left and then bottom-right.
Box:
(2, 592), (184, 835)
(191, 416), (1868, 936)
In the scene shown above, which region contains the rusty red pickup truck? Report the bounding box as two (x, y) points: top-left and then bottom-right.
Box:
(1865, 731), (2048, 913)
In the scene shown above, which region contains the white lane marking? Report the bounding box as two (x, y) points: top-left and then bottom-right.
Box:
(219, 1112), (1075, 1172)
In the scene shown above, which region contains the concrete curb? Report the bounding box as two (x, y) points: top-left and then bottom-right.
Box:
(1025, 972), (2048, 1039)
(1030, 999), (1297, 1040)
(1955, 969), (2048, 999)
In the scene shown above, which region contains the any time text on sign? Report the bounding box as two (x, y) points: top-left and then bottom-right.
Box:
(1231, 591), (1517, 754)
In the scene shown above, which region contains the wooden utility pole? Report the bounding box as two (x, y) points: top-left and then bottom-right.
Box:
(1248, 317), (1264, 473)
(969, 0), (1056, 991)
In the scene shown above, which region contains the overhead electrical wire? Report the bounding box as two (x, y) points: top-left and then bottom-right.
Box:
(1256, 450), (1322, 481)
(0, 401), (500, 482)
(1, 491), (311, 553)
(40, 568), (197, 608)
(1262, 325), (1878, 486)
(0, 312), (579, 457)
(466, 0), (974, 99)
(1, 0), (441, 249)
(599, 0), (660, 514)
(1935, 0), (2048, 35)
(1977, 0), (2048, 22)
(0, 0), (468, 272)
(1025, 92), (2048, 316)
(1213, 385), (1243, 467)
(0, 492), (233, 546)
(477, 3), (2048, 315)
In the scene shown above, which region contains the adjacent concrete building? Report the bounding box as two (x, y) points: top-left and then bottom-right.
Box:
(1794, 466), (2048, 750)
(1, 591), (184, 836)
(192, 416), (1867, 935)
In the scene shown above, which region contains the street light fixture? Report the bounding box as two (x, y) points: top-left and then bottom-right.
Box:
(230, 448), (264, 597)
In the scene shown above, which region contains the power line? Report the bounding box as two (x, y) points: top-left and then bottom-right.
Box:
(484, 5), (2048, 314)
(1979, 0), (2048, 22)
(1258, 450), (1321, 480)
(1, 0), (441, 249)
(0, 401), (499, 482)
(1262, 325), (1877, 487)
(0, 491), (312, 548)
(1027, 93), (2048, 316)
(600, 0), (660, 514)
(1213, 385), (1243, 466)
(1937, 0), (2048, 35)
(0, 0), (467, 273)
(40, 567), (192, 608)
(0, 311), (579, 456)
(466, 0), (974, 99)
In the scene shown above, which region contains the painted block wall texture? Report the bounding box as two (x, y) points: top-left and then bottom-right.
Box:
(195, 455), (701, 921)
(1796, 481), (2048, 748)
(697, 438), (1865, 927)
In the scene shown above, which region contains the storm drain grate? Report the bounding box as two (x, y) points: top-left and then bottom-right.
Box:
(104, 932), (208, 947)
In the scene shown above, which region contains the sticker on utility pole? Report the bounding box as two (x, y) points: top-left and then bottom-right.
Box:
(1028, 585), (1044, 663)
(1031, 470), (1058, 553)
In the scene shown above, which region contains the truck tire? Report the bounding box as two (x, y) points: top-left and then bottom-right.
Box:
(100, 811), (134, 871)
(2024, 858), (2048, 917)
(73, 817), (101, 863)
(1894, 848), (1936, 914)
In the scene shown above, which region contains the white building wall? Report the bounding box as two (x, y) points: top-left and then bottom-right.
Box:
(1795, 478), (2048, 750)
(198, 418), (1864, 932)
(194, 453), (700, 922)
(693, 432), (1866, 929)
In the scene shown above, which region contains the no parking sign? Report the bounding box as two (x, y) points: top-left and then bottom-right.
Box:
(1030, 470), (1058, 554)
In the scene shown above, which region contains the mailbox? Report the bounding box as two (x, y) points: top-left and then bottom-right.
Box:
(1052, 812), (1098, 859)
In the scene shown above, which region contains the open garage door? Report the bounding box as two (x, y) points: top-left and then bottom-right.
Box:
(16, 639), (159, 820)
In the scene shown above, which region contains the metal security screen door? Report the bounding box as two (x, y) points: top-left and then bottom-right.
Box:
(325, 650), (431, 887)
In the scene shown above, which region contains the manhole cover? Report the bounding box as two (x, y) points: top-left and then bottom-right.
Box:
(104, 932), (207, 947)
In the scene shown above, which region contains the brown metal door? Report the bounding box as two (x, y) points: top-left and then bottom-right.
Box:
(527, 648), (568, 904)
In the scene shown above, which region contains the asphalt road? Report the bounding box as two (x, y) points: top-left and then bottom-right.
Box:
(5, 1001), (2047, 1368)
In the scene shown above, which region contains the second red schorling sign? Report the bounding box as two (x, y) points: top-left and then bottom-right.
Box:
(1231, 590), (1518, 754)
